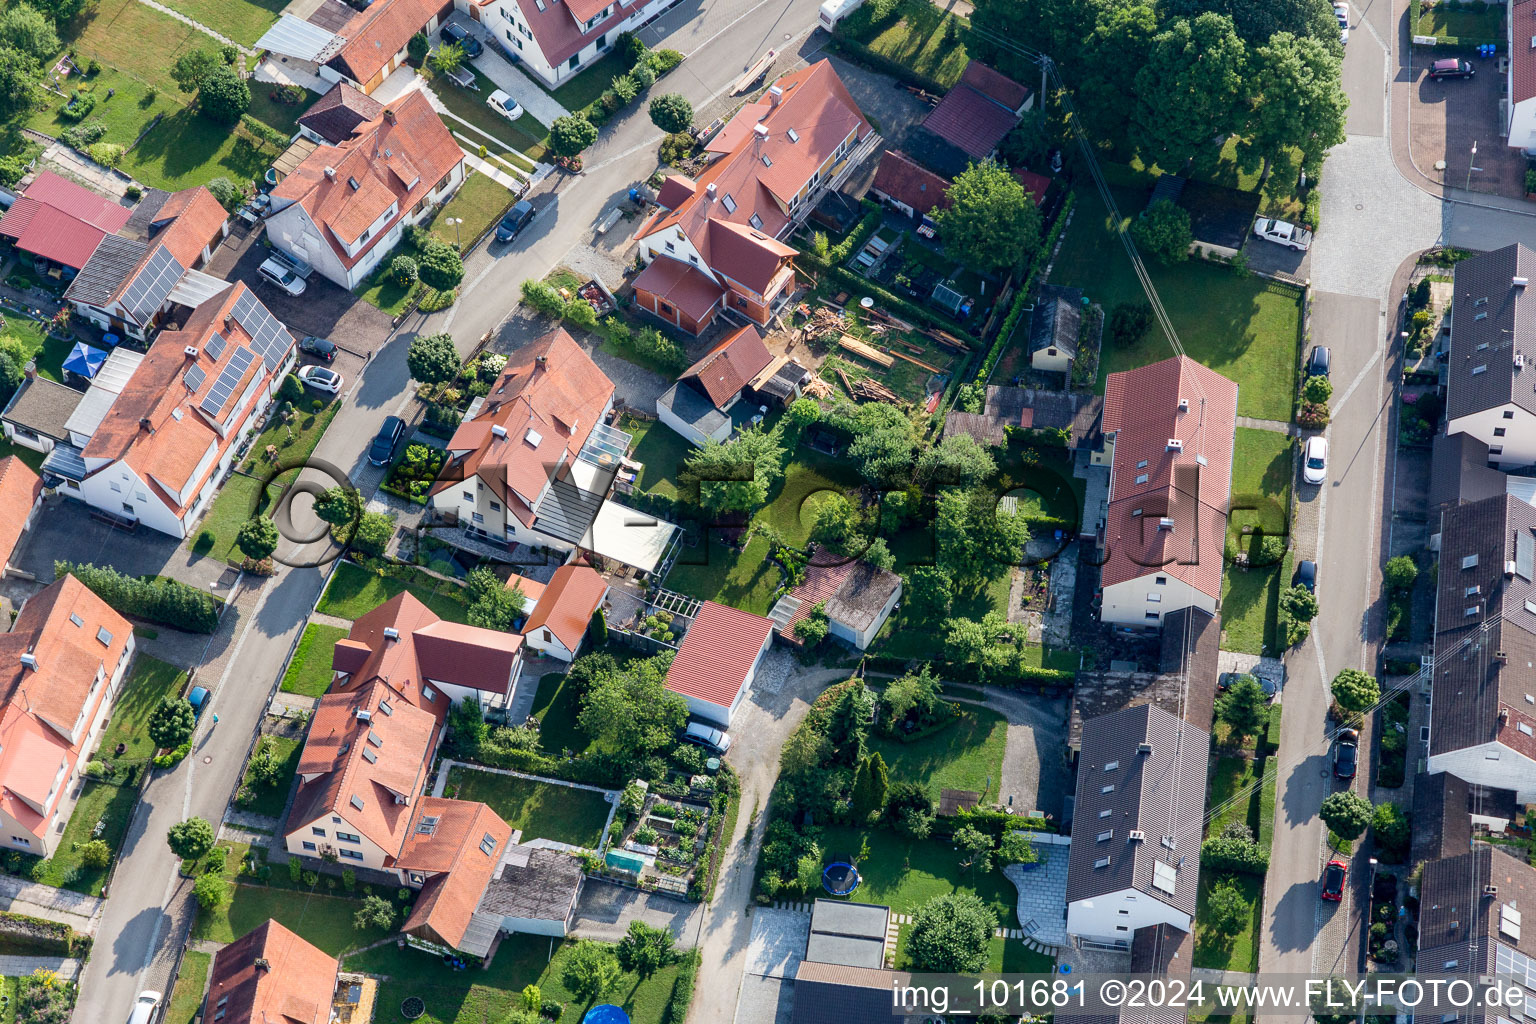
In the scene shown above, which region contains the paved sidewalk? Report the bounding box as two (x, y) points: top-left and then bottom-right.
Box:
(0, 874), (103, 928)
(0, 955), (81, 980)
(464, 150), (527, 191)
(133, 0), (254, 54)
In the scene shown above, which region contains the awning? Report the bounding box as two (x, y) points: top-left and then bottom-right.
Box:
(581, 499), (679, 574)
(62, 343), (107, 379)
(167, 268), (232, 309)
(254, 14), (342, 63)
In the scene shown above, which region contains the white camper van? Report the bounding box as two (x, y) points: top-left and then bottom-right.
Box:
(818, 0), (866, 31)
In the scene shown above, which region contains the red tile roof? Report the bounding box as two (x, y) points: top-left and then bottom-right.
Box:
(330, 0), (444, 85)
(398, 797), (512, 950)
(1100, 355), (1237, 602)
(0, 456), (41, 573)
(0, 200), (107, 270)
(775, 555), (855, 641)
(148, 187), (228, 268)
(665, 600), (774, 709)
(470, 0), (642, 72)
(206, 919), (338, 1024)
(1013, 169), (1051, 206)
(335, 589), (523, 703)
(871, 150), (952, 217)
(273, 90), (462, 270)
(923, 83), (1020, 160)
(655, 175), (697, 210)
(679, 325), (773, 408)
(959, 61), (1031, 111)
(14, 171), (131, 232)
(632, 257), (725, 324)
(435, 328), (614, 525)
(524, 564), (607, 652)
(505, 573), (546, 605)
(638, 61), (869, 293)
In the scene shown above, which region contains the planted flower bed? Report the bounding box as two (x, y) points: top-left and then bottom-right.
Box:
(380, 443), (447, 504)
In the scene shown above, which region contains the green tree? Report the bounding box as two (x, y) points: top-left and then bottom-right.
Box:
(908, 893), (996, 972)
(407, 31), (430, 64)
(0, 47), (38, 118)
(906, 565), (953, 620)
(953, 825), (994, 872)
(882, 666), (940, 729)
(648, 93), (693, 133)
(1205, 878), (1249, 937)
(999, 829), (1039, 866)
(167, 817), (215, 860)
(851, 753), (889, 822)
(1216, 675), (1269, 739)
(417, 241), (464, 290)
(1245, 32), (1347, 180)
(148, 696), (195, 750)
(407, 332), (461, 385)
(170, 48), (219, 93)
(550, 114), (598, 158)
(27, 0), (90, 23)
(1303, 375), (1333, 403)
(563, 941), (622, 1003)
(79, 839), (111, 869)
(847, 403), (918, 484)
(588, 608), (608, 646)
(578, 654), (688, 756)
(193, 873), (227, 911)
(205, 176), (242, 212)
(809, 493), (863, 551)
(313, 486), (363, 533)
(1131, 199), (1194, 264)
(521, 985), (542, 1012)
(0, 6), (59, 60)
(1383, 555), (1418, 592)
(1372, 802), (1410, 856)
(1132, 13), (1248, 163)
(684, 426), (784, 514)
(936, 489), (1031, 593)
(236, 516), (278, 563)
(616, 920), (675, 976)
(1074, 2), (1159, 143)
(1282, 584), (1318, 623)
(794, 604), (829, 646)
(351, 511), (394, 557)
(1319, 790), (1372, 840)
(354, 894), (396, 930)
(935, 160), (1042, 274)
(0, 352), (22, 407)
(197, 64), (250, 124)
(1166, 0), (1340, 47)
(429, 40), (466, 73)
(916, 434), (998, 487)
(1331, 668), (1379, 713)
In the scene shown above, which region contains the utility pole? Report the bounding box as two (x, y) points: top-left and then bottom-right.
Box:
(1039, 54), (1051, 120)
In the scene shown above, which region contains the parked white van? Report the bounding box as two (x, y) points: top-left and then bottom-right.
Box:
(128, 991), (162, 1024)
(818, 0), (866, 30)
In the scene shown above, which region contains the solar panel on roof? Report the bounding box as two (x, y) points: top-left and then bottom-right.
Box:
(229, 290), (294, 371)
(120, 245), (185, 324)
(183, 365), (206, 393)
(204, 331), (227, 361)
(199, 346), (255, 417)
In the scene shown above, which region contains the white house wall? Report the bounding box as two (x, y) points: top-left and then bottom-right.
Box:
(1448, 407), (1536, 467)
(1067, 888), (1192, 946)
(287, 811), (395, 869)
(1100, 573), (1213, 628)
(266, 204), (352, 289)
(467, 0), (673, 88)
(1428, 743), (1536, 805)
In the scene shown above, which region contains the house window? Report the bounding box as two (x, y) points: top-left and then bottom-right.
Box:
(1506, 410), (1516, 419)
(721, 194), (737, 213)
(1155, 576), (1167, 585)
(543, 629), (552, 642)
(410, 872), (425, 885)
(339, 849), (364, 861)
(688, 255), (699, 264)
(311, 827), (326, 837)
(665, 241), (676, 252)
(750, 214), (763, 229)
(332, 817), (342, 824)
(1496, 428), (1507, 437)
(463, 491), (474, 502)
(10, 837), (29, 846)
(658, 300), (674, 315)
(569, 54), (580, 69)
(1145, 611), (1159, 621)
(491, 501), (502, 511)
(302, 841), (317, 852)
(1134, 473), (1149, 485)
(472, 512), (484, 523)
(423, 687), (436, 702)
(337, 831), (361, 844)
(109, 481), (121, 492)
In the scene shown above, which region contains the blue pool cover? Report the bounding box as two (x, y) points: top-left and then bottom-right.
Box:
(583, 1005), (630, 1024)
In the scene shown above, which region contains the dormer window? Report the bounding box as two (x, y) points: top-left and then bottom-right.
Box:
(749, 213), (763, 229)
(721, 194), (737, 214)
(787, 128), (799, 142)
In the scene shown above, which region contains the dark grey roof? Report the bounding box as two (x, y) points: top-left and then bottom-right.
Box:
(1131, 923), (1192, 975)
(477, 847), (582, 921)
(1445, 244), (1536, 421)
(1066, 704), (1208, 916)
(121, 188), (171, 239)
(1413, 772), (1474, 869)
(1436, 494), (1536, 637)
(0, 376), (85, 442)
(943, 386), (1103, 448)
(791, 962), (907, 1024)
(1418, 845), (1536, 971)
(757, 360), (810, 402)
(806, 899), (888, 969)
(1067, 609), (1217, 750)
(298, 81), (385, 145)
(1430, 432), (1505, 514)
(64, 234), (148, 307)
(532, 477), (604, 545)
(658, 381), (729, 437)
(823, 562), (901, 636)
(1030, 284), (1082, 358)
(41, 441), (86, 481)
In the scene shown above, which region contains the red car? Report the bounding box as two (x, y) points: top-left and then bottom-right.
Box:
(1321, 860), (1348, 901)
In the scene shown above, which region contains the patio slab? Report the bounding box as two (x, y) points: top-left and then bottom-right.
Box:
(1005, 837), (1070, 948)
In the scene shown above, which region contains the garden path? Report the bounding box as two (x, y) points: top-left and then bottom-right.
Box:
(0, 874), (102, 930)
(940, 687), (1071, 821)
(0, 955), (81, 980)
(131, 0), (254, 54)
(1235, 416), (1295, 435)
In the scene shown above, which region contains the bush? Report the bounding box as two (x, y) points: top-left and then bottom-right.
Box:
(653, 48), (684, 73)
(149, 697), (195, 751)
(1130, 199), (1192, 263)
(648, 93), (693, 134)
(417, 241), (463, 290)
(1201, 831), (1269, 874)
(78, 839), (110, 869)
(57, 91), (97, 122)
(59, 117), (106, 150)
(520, 279), (566, 316)
(549, 114), (597, 157)
(1109, 302), (1154, 346)
(86, 142), (125, 168)
(1384, 555), (1418, 592)
(408, 31), (430, 64)
(198, 64), (250, 124)
(406, 332), (460, 385)
(57, 561), (220, 633)
(193, 872), (227, 910)
(239, 113), (289, 149)
(1303, 375), (1333, 403)
(205, 176), (242, 212)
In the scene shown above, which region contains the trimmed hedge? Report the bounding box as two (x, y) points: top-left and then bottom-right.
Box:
(56, 561), (219, 633)
(975, 192), (1076, 384)
(661, 949), (702, 1024)
(864, 653), (1073, 686)
(1265, 703), (1283, 754)
(1201, 833), (1269, 875)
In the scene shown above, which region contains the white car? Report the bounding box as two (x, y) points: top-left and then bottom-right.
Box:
(257, 257), (306, 296)
(1339, 24), (1349, 44)
(297, 365), (343, 394)
(1303, 435), (1328, 485)
(683, 721), (731, 754)
(129, 992), (163, 1024)
(487, 90), (524, 121)
(1253, 217), (1313, 251)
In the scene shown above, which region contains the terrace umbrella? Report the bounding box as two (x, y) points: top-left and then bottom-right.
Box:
(62, 342), (107, 379)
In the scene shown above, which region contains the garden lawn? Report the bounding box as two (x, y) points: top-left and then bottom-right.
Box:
(428, 170), (516, 253)
(317, 561), (471, 622)
(623, 415), (693, 500)
(869, 706), (1007, 803)
(1207, 755), (1265, 839)
(246, 81), (304, 136)
(1221, 560), (1285, 656)
(814, 825), (1019, 920)
(1193, 872), (1263, 972)
(842, 0), (970, 88)
(94, 655), (186, 762)
(347, 936), (688, 1024)
(188, 475), (283, 560)
(1230, 427), (1293, 526)
(545, 49), (632, 112)
(237, 734), (302, 819)
(0, 438), (43, 474)
(40, 779), (139, 895)
(239, 399), (340, 479)
(159, 0), (284, 45)
(355, 259), (420, 317)
(281, 624), (349, 697)
(165, 950), (211, 1024)
(0, 976), (16, 1024)
(193, 883), (386, 955)
(446, 766), (611, 848)
(424, 64), (544, 167)
(665, 531), (781, 615)
(530, 672), (591, 756)
(1416, 1), (1505, 42)
(0, 315), (69, 382)
(1052, 182), (1303, 421)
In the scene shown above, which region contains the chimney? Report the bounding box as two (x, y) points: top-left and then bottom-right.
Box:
(382, 627), (400, 641)
(1517, 276), (1529, 288)
(768, 85), (783, 107)
(224, 313), (235, 330)
(254, 958), (270, 971)
(19, 652), (36, 671)
(183, 345), (199, 359)
(384, 108), (396, 125)
(324, 166), (336, 180)
(22, 361), (35, 382)
(536, 354), (548, 368)
(752, 123), (769, 141)
(705, 183), (718, 201)
(139, 417), (153, 432)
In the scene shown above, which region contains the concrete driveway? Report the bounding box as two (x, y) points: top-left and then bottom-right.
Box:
(11, 495), (234, 591)
(1407, 51), (1524, 200)
(570, 878), (704, 945)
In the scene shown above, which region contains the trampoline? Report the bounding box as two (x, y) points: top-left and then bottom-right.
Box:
(583, 1006), (631, 1024)
(822, 860), (860, 896)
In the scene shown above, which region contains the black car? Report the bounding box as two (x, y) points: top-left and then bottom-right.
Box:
(299, 335), (336, 362)
(496, 200), (535, 243)
(440, 22), (483, 58)
(369, 415), (406, 467)
(1307, 345), (1331, 378)
(1428, 58), (1474, 80)
(1333, 728), (1359, 779)
(1295, 559), (1317, 592)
